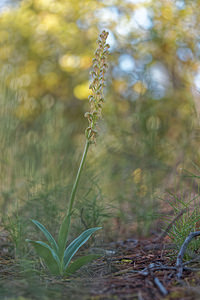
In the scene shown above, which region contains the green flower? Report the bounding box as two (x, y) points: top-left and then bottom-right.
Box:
(85, 30), (110, 143)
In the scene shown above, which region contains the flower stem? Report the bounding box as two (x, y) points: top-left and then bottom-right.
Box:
(68, 140), (90, 215)
(58, 139), (90, 262)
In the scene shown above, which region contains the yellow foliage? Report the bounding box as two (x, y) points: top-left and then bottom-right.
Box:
(117, 101), (129, 114)
(0, 30), (9, 43)
(19, 74), (31, 87)
(15, 98), (39, 120)
(10, 76), (31, 90)
(0, 46), (12, 60)
(138, 185), (148, 197)
(34, 0), (53, 10)
(73, 81), (90, 100)
(39, 13), (60, 32)
(161, 4), (173, 21)
(48, 2), (64, 14)
(164, 29), (177, 45)
(59, 55), (80, 72)
(113, 80), (127, 94)
(43, 72), (59, 88)
(132, 168), (142, 184)
(178, 104), (191, 118)
(23, 61), (38, 74)
(132, 81), (146, 95)
(80, 56), (92, 69)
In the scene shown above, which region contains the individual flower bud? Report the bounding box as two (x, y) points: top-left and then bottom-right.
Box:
(95, 49), (100, 56)
(94, 65), (99, 73)
(88, 95), (94, 102)
(105, 44), (110, 49)
(92, 110), (98, 116)
(91, 128), (98, 135)
(90, 71), (96, 77)
(97, 84), (102, 90)
(103, 50), (109, 56)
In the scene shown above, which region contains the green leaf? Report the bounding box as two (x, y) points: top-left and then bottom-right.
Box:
(31, 219), (58, 253)
(63, 227), (101, 271)
(58, 214), (71, 259)
(26, 239), (60, 275)
(65, 254), (101, 275)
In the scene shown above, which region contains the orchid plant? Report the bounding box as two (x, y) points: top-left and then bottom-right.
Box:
(26, 31), (110, 276)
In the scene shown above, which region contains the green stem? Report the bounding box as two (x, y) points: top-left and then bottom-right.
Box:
(68, 140), (90, 215)
(57, 139), (90, 266)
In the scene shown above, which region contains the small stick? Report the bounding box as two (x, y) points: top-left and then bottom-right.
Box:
(142, 263), (169, 296)
(183, 266), (200, 272)
(138, 290), (144, 300)
(153, 277), (168, 296)
(183, 254), (200, 266)
(176, 231), (200, 279)
(139, 263), (176, 276)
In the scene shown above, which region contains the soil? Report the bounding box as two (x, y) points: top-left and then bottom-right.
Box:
(1, 233), (200, 300)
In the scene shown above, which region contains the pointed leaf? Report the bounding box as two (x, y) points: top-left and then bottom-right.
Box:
(58, 214), (71, 259)
(64, 227), (101, 270)
(65, 254), (101, 275)
(26, 239), (60, 275)
(31, 219), (58, 253)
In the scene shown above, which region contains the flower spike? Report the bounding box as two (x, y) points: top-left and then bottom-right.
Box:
(85, 30), (110, 143)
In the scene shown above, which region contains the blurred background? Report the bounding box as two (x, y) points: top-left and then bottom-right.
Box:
(0, 0), (200, 255)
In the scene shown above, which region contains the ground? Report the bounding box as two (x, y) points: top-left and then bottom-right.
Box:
(1, 231), (200, 300)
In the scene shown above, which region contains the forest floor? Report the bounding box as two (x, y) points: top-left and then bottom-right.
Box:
(1, 232), (200, 300)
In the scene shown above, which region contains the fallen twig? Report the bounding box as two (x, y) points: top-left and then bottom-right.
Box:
(137, 290), (144, 300)
(176, 231), (200, 279)
(183, 266), (200, 272)
(139, 262), (176, 276)
(153, 277), (168, 296)
(139, 263), (169, 295)
(183, 254), (200, 266)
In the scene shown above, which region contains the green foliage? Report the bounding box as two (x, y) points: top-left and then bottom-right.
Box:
(2, 213), (27, 257)
(19, 182), (65, 237)
(26, 220), (101, 275)
(58, 214), (71, 259)
(63, 227), (101, 271)
(26, 239), (60, 275)
(65, 254), (101, 275)
(31, 219), (58, 252)
(167, 189), (200, 259)
(74, 180), (111, 232)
